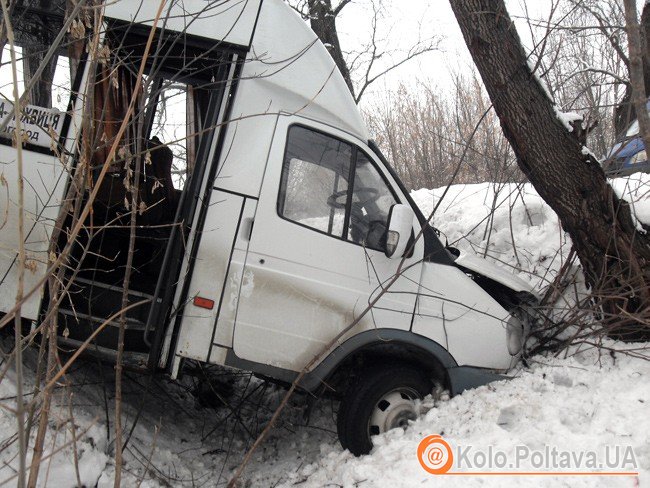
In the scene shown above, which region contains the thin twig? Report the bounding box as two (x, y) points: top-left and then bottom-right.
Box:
(0, 2), (26, 485)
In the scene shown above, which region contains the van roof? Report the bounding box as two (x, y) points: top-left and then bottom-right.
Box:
(104, 0), (262, 48)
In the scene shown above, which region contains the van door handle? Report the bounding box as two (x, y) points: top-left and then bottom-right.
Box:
(241, 218), (254, 241)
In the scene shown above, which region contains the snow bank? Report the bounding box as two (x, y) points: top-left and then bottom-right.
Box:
(0, 360), (110, 487)
(283, 346), (650, 487)
(412, 173), (650, 294)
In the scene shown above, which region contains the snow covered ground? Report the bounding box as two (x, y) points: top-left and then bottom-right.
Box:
(0, 176), (648, 487)
(281, 346), (649, 488)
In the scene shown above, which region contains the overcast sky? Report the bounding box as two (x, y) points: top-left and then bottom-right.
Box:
(334, 0), (557, 104)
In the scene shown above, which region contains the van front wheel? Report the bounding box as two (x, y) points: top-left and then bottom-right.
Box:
(336, 364), (433, 456)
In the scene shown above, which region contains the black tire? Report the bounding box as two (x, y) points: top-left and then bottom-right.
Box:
(336, 363), (432, 456)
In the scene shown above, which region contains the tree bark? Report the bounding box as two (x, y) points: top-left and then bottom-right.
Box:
(449, 0), (650, 339)
(15, 0), (65, 108)
(22, 47), (57, 108)
(623, 0), (650, 156)
(614, 2), (650, 136)
(307, 0), (355, 99)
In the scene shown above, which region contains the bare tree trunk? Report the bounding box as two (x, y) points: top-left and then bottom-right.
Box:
(17, 0), (65, 108)
(307, 0), (355, 98)
(614, 2), (650, 136)
(0, 0), (16, 65)
(642, 2), (650, 97)
(449, 0), (650, 339)
(114, 90), (145, 488)
(623, 0), (650, 155)
(22, 47), (57, 108)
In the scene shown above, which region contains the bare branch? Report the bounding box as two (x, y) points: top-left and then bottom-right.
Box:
(332, 0), (353, 17)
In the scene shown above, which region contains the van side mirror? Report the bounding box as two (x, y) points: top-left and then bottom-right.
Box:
(385, 204), (415, 259)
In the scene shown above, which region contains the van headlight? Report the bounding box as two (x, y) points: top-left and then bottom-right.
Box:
(506, 315), (524, 355)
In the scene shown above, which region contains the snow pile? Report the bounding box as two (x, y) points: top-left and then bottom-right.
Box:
(282, 346), (650, 487)
(412, 181), (567, 291)
(611, 174), (650, 230)
(554, 108), (582, 132)
(0, 357), (111, 487)
(412, 173), (650, 293)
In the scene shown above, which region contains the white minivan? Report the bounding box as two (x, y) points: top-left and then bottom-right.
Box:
(0, 0), (536, 455)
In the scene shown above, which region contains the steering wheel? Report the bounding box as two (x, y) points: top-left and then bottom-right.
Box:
(327, 187), (379, 209)
(365, 219), (387, 249)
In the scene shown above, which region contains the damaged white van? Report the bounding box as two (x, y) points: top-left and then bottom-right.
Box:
(0, 0), (537, 455)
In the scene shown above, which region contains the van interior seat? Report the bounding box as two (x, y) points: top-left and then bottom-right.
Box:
(93, 137), (178, 227)
(145, 136), (178, 221)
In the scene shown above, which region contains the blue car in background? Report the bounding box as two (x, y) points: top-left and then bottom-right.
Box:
(604, 105), (650, 176)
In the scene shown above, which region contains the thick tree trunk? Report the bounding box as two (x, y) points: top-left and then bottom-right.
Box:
(623, 0), (650, 157)
(614, 2), (650, 137)
(0, 1), (16, 65)
(22, 47), (57, 108)
(449, 0), (650, 339)
(307, 0), (355, 99)
(14, 0), (65, 108)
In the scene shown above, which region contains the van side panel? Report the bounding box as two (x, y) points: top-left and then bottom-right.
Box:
(0, 149), (68, 320)
(0, 63), (87, 321)
(412, 263), (512, 370)
(230, 116), (424, 373)
(173, 191), (247, 362)
(213, 198), (257, 348)
(213, 113), (278, 198)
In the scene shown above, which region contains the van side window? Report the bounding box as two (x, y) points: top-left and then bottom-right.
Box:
(0, 44), (74, 150)
(278, 125), (399, 252)
(278, 126), (352, 237)
(0, 46), (72, 112)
